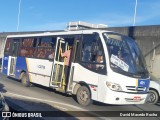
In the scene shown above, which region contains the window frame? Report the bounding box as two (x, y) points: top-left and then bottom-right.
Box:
(80, 33), (107, 75)
(19, 37), (38, 58)
(4, 38), (12, 55)
(34, 36), (57, 60)
(8, 38), (21, 56)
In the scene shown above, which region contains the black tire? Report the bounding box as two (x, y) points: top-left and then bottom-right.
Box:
(147, 89), (159, 104)
(21, 72), (31, 87)
(76, 86), (92, 106)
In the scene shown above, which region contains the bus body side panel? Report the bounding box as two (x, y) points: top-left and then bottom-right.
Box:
(2, 55), (9, 75)
(15, 56), (28, 79)
(72, 63), (99, 101)
(97, 75), (108, 103)
(26, 58), (53, 87)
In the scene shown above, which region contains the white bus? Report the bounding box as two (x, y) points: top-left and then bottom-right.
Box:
(1, 30), (150, 106)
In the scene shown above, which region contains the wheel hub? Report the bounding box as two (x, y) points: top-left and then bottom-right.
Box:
(148, 93), (156, 102)
(80, 90), (88, 101)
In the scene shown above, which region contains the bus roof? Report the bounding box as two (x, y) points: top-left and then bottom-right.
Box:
(7, 29), (112, 38)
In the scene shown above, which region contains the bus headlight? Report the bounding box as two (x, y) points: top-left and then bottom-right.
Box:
(106, 82), (122, 91)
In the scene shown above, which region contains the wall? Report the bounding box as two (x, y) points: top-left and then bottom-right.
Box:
(0, 33), (7, 58)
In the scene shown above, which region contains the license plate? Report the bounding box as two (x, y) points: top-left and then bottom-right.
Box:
(133, 96), (141, 101)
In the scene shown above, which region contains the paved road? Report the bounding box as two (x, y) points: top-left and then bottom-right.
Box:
(0, 73), (160, 120)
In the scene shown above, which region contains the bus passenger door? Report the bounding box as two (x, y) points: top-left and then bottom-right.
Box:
(50, 37), (66, 91)
(66, 40), (79, 92)
(8, 39), (20, 76)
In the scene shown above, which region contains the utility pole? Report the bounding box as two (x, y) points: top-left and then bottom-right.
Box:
(17, 0), (21, 31)
(133, 0), (138, 26)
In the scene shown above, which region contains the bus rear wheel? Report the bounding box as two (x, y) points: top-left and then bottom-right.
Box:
(76, 86), (92, 106)
(21, 72), (31, 87)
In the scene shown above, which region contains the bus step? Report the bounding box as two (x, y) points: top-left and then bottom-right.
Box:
(55, 88), (65, 93)
(52, 81), (62, 85)
(9, 74), (15, 77)
(51, 85), (59, 88)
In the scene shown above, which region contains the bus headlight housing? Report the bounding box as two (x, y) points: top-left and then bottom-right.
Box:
(106, 82), (122, 91)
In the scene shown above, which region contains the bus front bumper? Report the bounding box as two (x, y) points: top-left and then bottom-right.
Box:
(104, 91), (148, 104)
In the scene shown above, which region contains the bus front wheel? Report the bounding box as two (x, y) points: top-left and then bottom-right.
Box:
(21, 72), (31, 87)
(147, 89), (159, 104)
(76, 86), (92, 106)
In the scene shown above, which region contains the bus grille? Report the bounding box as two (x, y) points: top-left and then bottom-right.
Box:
(126, 86), (146, 92)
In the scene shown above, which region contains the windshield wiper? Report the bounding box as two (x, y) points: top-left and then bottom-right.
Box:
(137, 71), (148, 77)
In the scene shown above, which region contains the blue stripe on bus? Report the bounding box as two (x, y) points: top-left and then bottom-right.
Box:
(15, 57), (28, 79)
(2, 55), (9, 75)
(138, 79), (150, 92)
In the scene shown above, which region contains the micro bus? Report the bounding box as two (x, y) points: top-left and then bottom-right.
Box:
(1, 30), (150, 106)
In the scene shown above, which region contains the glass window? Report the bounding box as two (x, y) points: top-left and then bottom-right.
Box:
(104, 33), (135, 73)
(19, 37), (37, 57)
(20, 47), (36, 57)
(36, 48), (46, 58)
(81, 34), (106, 73)
(22, 38), (36, 47)
(38, 37), (55, 48)
(35, 37), (56, 59)
(35, 48), (55, 59)
(46, 48), (55, 59)
(4, 39), (11, 54)
(103, 32), (149, 78)
(9, 39), (20, 56)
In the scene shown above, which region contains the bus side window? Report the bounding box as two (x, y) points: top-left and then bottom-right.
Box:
(36, 48), (46, 58)
(81, 34), (106, 74)
(19, 38), (37, 57)
(82, 45), (92, 62)
(4, 39), (11, 54)
(35, 37), (56, 60)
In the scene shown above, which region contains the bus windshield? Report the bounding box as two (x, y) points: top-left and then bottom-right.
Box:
(103, 32), (149, 78)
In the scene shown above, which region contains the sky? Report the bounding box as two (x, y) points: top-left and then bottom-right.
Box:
(0, 0), (160, 32)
